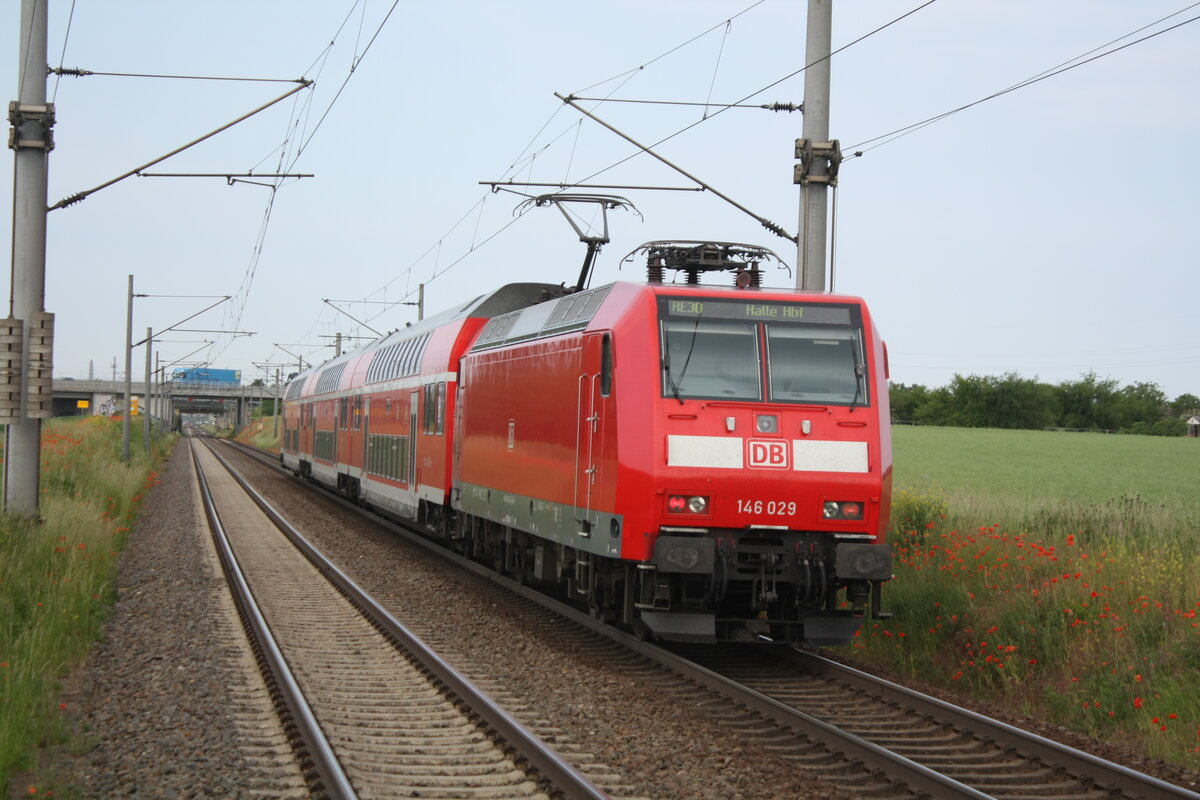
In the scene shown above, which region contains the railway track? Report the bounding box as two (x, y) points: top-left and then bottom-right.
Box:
(218, 439), (1200, 800)
(671, 645), (1200, 800)
(190, 436), (616, 800)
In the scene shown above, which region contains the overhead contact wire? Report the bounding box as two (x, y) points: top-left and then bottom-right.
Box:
(848, 7), (1200, 155)
(567, 0), (940, 188)
(290, 0), (401, 165)
(51, 0), (77, 102)
(574, 0), (766, 94)
(349, 1), (783, 325)
(702, 20), (733, 120)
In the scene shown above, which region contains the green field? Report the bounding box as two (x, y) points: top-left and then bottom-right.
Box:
(858, 426), (1200, 768)
(893, 425), (1199, 509)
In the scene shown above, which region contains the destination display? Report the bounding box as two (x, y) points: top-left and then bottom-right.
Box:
(659, 296), (853, 326)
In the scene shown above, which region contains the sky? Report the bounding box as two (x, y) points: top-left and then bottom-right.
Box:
(2, 0), (1197, 399)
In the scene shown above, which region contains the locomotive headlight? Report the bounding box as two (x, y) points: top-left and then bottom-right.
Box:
(823, 501), (840, 519)
(755, 414), (779, 433)
(667, 495), (710, 515)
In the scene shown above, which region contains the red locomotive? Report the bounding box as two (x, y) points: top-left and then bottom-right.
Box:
(281, 241), (893, 644)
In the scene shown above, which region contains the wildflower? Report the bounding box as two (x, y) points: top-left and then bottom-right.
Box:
(1134, 697), (1144, 709)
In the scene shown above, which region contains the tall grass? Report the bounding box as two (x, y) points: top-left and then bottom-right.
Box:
(0, 417), (172, 791)
(233, 414), (280, 453)
(854, 427), (1200, 768)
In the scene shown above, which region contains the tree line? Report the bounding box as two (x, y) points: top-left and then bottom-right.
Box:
(889, 372), (1199, 436)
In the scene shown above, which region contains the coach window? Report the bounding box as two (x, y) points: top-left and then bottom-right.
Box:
(422, 382), (445, 435)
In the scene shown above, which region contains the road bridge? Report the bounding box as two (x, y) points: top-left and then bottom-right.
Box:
(50, 378), (279, 428)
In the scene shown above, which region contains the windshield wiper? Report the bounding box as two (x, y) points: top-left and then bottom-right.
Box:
(663, 350), (683, 403)
(663, 320), (700, 405)
(848, 338), (864, 411)
(849, 363), (864, 411)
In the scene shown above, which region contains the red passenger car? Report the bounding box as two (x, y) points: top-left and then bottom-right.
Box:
(282, 243), (892, 644)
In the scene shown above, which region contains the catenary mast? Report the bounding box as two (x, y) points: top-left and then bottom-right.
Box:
(4, 0), (54, 515)
(796, 0), (840, 293)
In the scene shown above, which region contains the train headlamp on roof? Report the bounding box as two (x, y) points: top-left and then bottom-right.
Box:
(620, 240), (790, 289)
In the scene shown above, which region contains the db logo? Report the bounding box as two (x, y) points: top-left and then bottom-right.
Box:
(747, 439), (790, 469)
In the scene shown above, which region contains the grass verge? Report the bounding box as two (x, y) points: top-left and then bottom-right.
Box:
(232, 414), (280, 453)
(0, 416), (174, 793)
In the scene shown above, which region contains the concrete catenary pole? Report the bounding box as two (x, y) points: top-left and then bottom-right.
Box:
(143, 327), (151, 452)
(4, 0), (53, 516)
(154, 352), (160, 427)
(797, 0), (832, 292)
(123, 275), (133, 462)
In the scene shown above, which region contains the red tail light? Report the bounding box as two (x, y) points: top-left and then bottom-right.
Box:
(823, 500), (864, 521)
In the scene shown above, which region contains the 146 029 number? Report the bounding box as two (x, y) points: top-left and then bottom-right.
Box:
(736, 499), (797, 516)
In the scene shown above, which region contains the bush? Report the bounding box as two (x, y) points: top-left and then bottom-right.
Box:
(890, 488), (949, 542)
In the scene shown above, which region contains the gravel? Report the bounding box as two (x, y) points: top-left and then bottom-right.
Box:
(12, 442), (305, 799)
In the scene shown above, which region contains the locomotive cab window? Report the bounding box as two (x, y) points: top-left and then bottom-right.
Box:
(767, 326), (866, 405)
(657, 296), (869, 407)
(661, 320), (760, 401)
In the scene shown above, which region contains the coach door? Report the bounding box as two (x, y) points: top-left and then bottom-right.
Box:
(361, 396), (370, 476)
(574, 332), (613, 534)
(408, 391), (419, 487)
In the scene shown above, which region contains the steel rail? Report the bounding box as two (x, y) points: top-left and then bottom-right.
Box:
(188, 439), (358, 800)
(489, 577), (993, 800)
(788, 649), (1200, 800)
(205, 440), (611, 800)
